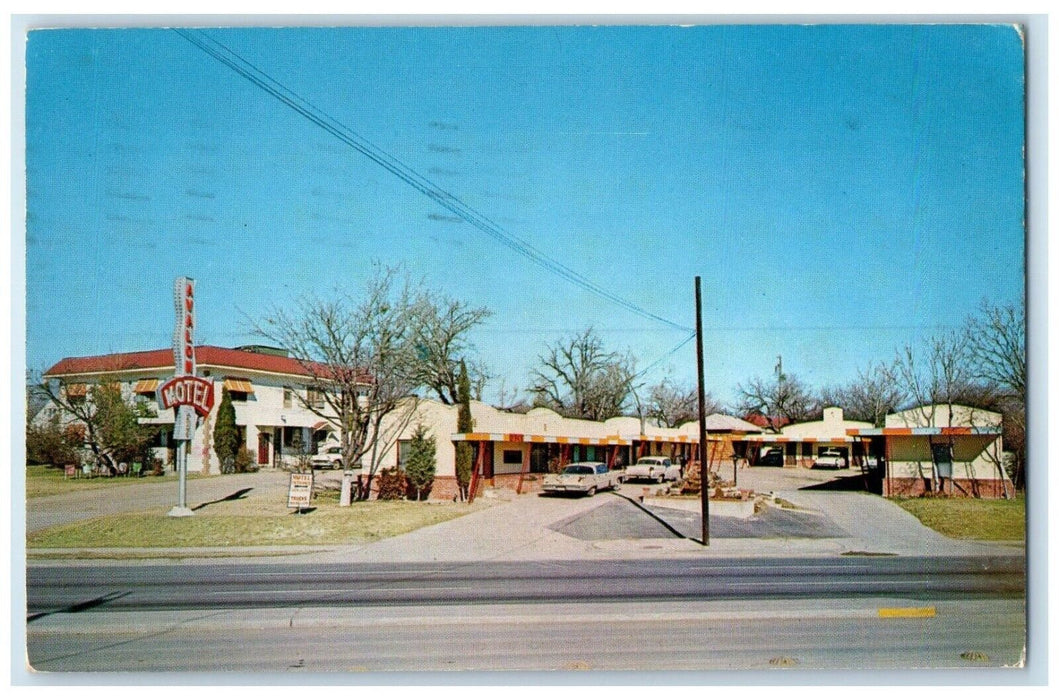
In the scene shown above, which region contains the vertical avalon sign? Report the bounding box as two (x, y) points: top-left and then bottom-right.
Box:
(164, 277), (207, 517)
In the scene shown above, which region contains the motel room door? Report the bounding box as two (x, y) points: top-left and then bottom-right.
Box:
(258, 432), (271, 466)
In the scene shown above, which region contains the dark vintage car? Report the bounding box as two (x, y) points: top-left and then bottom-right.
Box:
(757, 447), (784, 467)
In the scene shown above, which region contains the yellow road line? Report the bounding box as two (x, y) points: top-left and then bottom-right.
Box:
(878, 607), (936, 618)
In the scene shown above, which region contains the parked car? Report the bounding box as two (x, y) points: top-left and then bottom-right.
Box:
(624, 456), (682, 483)
(541, 462), (622, 496)
(310, 444), (344, 470)
(757, 447), (784, 467)
(812, 448), (847, 469)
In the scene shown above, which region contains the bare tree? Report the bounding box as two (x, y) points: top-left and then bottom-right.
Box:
(891, 330), (993, 495)
(964, 300), (1026, 489)
(736, 370), (820, 432)
(411, 294), (492, 404)
(529, 328), (637, 421)
(963, 300), (1025, 400)
(892, 330), (976, 426)
(819, 361), (906, 427)
(645, 379), (720, 428)
(251, 266), (421, 496)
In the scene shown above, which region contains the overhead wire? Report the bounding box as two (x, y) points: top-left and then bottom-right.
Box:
(173, 28), (694, 335)
(633, 331), (698, 380)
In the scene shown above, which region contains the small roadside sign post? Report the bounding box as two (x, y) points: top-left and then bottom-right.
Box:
(288, 472), (314, 514)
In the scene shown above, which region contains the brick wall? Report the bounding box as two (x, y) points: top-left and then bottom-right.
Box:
(884, 476), (1013, 499)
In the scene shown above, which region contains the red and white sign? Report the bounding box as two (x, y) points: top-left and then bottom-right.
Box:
(173, 277), (196, 376)
(159, 375), (215, 417)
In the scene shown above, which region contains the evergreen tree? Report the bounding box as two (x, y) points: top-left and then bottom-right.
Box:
(213, 387), (239, 473)
(455, 359), (473, 500)
(404, 424), (437, 501)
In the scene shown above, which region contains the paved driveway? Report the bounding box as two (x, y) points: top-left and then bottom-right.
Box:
(25, 470), (291, 533)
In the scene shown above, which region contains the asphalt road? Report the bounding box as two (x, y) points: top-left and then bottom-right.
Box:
(27, 596), (1026, 673)
(27, 555), (1024, 614)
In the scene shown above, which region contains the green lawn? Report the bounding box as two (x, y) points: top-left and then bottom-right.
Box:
(25, 464), (204, 499)
(892, 496), (1025, 541)
(27, 497), (483, 551)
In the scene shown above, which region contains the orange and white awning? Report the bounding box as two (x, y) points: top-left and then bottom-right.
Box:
(132, 378), (159, 393)
(223, 377), (254, 393)
(743, 434), (855, 443)
(452, 432), (632, 446)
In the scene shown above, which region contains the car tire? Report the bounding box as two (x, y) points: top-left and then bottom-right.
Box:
(655, 473), (664, 484)
(587, 486), (597, 497)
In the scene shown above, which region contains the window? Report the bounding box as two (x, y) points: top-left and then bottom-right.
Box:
(282, 426), (309, 454)
(283, 389), (293, 408)
(397, 440), (412, 467)
(502, 449), (524, 465)
(307, 387), (326, 409)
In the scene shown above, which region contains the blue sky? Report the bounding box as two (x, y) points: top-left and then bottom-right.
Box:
(24, 24), (1025, 406)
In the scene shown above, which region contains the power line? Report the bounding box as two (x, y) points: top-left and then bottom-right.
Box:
(173, 28), (693, 334)
(634, 331), (697, 380)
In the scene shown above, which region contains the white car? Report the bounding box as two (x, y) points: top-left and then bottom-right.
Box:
(812, 449), (847, 469)
(310, 444), (344, 470)
(625, 456), (682, 483)
(541, 462), (622, 496)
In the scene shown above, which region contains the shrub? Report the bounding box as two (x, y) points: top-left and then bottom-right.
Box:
(234, 446), (255, 473)
(26, 414), (82, 467)
(376, 467), (407, 500)
(213, 387), (239, 468)
(404, 424), (437, 501)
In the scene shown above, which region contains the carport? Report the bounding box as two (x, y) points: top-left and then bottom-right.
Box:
(452, 432), (635, 501)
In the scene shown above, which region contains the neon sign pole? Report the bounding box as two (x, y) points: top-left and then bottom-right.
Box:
(163, 277), (210, 517)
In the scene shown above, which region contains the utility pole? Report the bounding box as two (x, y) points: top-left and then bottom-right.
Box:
(695, 276), (709, 546)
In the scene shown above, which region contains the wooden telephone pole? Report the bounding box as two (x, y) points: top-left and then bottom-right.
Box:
(695, 276), (710, 546)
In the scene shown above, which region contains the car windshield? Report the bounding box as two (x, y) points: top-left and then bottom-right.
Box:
(562, 465), (595, 475)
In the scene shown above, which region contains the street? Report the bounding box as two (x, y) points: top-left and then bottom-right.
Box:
(25, 555), (1025, 672)
(28, 597), (1025, 673)
(22, 466), (1028, 675)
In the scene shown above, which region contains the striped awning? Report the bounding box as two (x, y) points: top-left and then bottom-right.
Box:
(453, 432), (632, 446)
(132, 378), (159, 393)
(637, 434), (699, 444)
(223, 377), (254, 393)
(744, 434), (854, 443)
(65, 383), (88, 397)
(847, 427), (1001, 437)
(451, 432), (717, 446)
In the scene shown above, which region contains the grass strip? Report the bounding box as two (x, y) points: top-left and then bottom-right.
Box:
(26, 465), (206, 499)
(27, 500), (482, 549)
(891, 495), (1025, 541)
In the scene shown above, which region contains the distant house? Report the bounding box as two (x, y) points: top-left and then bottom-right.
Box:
(848, 404), (1011, 498)
(39, 345), (353, 472)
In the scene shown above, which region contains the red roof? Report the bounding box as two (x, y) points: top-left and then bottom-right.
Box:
(742, 413), (791, 430)
(44, 346), (370, 383)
